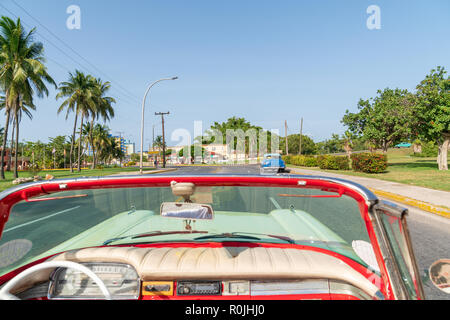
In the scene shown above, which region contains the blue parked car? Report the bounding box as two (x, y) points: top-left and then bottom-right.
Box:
(395, 142), (412, 148)
(260, 153), (286, 174)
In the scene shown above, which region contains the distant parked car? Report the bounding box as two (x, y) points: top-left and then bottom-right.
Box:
(260, 153), (286, 174)
(395, 142), (412, 148)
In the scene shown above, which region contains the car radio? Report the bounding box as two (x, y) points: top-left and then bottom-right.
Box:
(177, 281), (222, 296)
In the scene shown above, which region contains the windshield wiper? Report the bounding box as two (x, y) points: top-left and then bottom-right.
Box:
(103, 230), (208, 245)
(193, 232), (295, 244)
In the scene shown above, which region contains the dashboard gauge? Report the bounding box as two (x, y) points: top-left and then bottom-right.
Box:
(48, 262), (140, 300)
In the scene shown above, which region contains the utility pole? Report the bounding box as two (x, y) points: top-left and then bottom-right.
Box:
(299, 117), (303, 155)
(155, 112), (170, 168)
(285, 120), (289, 155)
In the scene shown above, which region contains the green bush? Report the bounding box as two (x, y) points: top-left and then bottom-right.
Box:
(282, 155), (292, 164)
(303, 157), (318, 167)
(283, 155), (318, 167)
(351, 153), (387, 173)
(317, 155), (350, 170)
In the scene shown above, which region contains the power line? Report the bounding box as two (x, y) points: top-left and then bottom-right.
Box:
(0, 3), (174, 144)
(2, 1), (141, 105)
(0, 2), (144, 127)
(10, 0), (141, 104)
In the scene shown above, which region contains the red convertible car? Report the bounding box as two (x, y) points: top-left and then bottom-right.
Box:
(0, 174), (436, 300)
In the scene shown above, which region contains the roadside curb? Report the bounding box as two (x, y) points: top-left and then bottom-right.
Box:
(287, 166), (450, 219)
(142, 168), (177, 175)
(368, 188), (450, 219)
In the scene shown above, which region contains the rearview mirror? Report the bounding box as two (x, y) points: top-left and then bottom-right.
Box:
(160, 202), (214, 220)
(429, 259), (450, 294)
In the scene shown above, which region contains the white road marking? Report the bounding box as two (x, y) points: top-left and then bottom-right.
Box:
(3, 206), (81, 233)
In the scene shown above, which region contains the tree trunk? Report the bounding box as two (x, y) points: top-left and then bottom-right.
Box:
(77, 113), (84, 172)
(90, 119), (96, 169)
(69, 112), (78, 173)
(0, 110), (11, 180)
(7, 118), (14, 172)
(437, 134), (450, 171)
(344, 142), (352, 159)
(382, 140), (388, 153)
(13, 111), (19, 179)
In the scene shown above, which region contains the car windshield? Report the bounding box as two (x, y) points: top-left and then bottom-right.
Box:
(0, 184), (376, 277)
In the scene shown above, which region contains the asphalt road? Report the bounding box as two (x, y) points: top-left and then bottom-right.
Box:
(166, 164), (261, 175)
(1, 164), (448, 300)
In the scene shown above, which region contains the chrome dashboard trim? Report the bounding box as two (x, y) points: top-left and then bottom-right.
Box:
(328, 281), (372, 300)
(250, 279), (329, 296)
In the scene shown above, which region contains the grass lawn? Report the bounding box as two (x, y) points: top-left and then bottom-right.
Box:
(0, 167), (155, 193)
(289, 148), (450, 192)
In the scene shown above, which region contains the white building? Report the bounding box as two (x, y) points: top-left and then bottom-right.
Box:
(125, 142), (135, 156)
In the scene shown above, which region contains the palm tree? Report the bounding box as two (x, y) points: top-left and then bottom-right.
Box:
(0, 16), (56, 179)
(81, 122), (93, 166)
(153, 135), (164, 160)
(56, 70), (97, 172)
(91, 124), (111, 164)
(12, 100), (35, 176)
(87, 78), (115, 169)
(0, 94), (8, 169)
(100, 137), (124, 165)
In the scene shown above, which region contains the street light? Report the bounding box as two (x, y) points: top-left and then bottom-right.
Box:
(140, 77), (178, 174)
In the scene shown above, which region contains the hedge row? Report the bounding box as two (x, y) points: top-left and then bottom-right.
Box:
(282, 155), (318, 167)
(283, 153), (388, 173)
(351, 153), (388, 173)
(317, 155), (350, 170)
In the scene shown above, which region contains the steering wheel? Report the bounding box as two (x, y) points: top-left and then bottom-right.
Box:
(0, 261), (112, 300)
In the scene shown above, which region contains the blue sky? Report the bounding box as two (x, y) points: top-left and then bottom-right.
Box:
(0, 0), (449, 150)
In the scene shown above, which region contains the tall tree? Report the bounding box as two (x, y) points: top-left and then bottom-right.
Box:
(316, 134), (344, 154)
(88, 78), (115, 169)
(91, 123), (111, 164)
(203, 117), (275, 155)
(56, 71), (97, 172)
(342, 88), (415, 152)
(48, 135), (69, 168)
(12, 99), (35, 176)
(0, 16), (56, 178)
(415, 66), (450, 170)
(279, 134), (317, 155)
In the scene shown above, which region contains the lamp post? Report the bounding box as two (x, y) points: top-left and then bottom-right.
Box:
(140, 77), (178, 174)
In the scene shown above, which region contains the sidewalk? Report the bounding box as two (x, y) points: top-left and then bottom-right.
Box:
(288, 167), (450, 218)
(108, 168), (177, 176)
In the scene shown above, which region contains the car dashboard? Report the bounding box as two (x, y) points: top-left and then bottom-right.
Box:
(9, 245), (383, 300)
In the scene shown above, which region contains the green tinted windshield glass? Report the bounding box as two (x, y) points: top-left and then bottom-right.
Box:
(0, 186), (374, 276)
